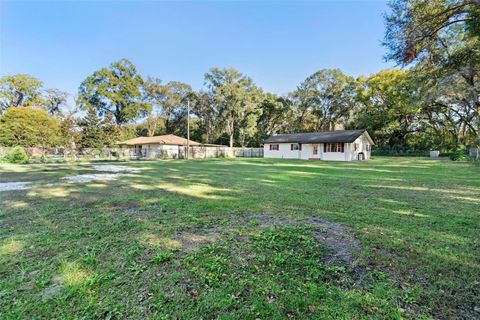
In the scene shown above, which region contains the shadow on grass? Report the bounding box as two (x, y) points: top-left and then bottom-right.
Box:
(0, 157), (479, 318)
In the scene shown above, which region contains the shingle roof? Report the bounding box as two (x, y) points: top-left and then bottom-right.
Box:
(264, 130), (371, 144)
(117, 134), (201, 146)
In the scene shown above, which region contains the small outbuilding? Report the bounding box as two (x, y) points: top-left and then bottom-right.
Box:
(263, 129), (373, 161)
(117, 134), (201, 159)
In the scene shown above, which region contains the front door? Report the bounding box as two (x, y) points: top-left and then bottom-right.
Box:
(313, 144), (319, 159)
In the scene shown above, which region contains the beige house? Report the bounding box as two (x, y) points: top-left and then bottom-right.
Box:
(117, 134), (202, 159)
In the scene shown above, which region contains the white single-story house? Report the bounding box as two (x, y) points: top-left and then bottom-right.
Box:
(117, 134), (202, 159)
(263, 129), (374, 161)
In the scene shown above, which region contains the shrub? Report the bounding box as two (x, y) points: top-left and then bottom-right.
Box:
(371, 149), (429, 157)
(0, 107), (61, 147)
(6, 146), (29, 164)
(92, 149), (104, 158)
(448, 150), (470, 161)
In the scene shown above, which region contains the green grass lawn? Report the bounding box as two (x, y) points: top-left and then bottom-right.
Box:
(0, 157), (479, 319)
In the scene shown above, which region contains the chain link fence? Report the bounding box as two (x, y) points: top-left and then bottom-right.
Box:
(0, 146), (264, 162)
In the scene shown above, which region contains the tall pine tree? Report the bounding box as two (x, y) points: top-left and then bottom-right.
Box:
(78, 106), (116, 148)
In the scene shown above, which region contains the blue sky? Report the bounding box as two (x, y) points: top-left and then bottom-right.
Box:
(0, 0), (394, 98)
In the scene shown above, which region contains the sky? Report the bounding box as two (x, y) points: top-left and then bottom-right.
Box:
(0, 0), (394, 100)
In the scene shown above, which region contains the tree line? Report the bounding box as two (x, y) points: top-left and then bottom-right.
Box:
(0, 0), (478, 152)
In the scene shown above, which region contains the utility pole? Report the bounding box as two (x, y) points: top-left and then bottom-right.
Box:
(186, 99), (190, 159)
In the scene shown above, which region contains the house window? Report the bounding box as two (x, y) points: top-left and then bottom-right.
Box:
(324, 143), (345, 153)
(366, 144), (371, 151)
(269, 144), (279, 151)
(354, 143), (359, 151)
(290, 143), (300, 151)
(313, 144), (318, 155)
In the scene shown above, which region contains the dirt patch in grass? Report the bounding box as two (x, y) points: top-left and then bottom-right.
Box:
(307, 217), (362, 265)
(142, 214), (363, 265)
(61, 173), (127, 183)
(248, 215), (361, 266)
(176, 228), (222, 252)
(90, 164), (142, 173)
(41, 275), (64, 300)
(104, 200), (143, 211)
(105, 202), (167, 219)
(0, 164), (142, 191)
(0, 182), (32, 192)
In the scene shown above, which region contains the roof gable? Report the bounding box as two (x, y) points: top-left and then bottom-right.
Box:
(264, 130), (372, 144)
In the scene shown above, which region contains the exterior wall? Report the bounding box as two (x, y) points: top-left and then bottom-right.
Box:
(122, 144), (181, 159)
(157, 145), (180, 158)
(264, 137), (372, 161)
(143, 144), (182, 159)
(264, 143), (352, 161)
(264, 143), (301, 159)
(321, 144), (350, 161)
(349, 134), (371, 161)
(299, 144), (315, 160)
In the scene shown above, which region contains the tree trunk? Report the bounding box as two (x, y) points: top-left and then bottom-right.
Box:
(165, 119), (170, 134)
(228, 117), (235, 147)
(476, 103), (480, 160)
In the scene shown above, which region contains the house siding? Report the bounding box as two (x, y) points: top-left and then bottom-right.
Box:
(121, 144), (181, 159)
(264, 133), (372, 161)
(321, 144), (349, 161)
(349, 135), (371, 160)
(264, 143), (301, 159)
(265, 143), (349, 161)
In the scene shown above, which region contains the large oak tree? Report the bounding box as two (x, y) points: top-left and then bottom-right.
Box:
(0, 74), (43, 114)
(384, 0), (480, 148)
(204, 67), (262, 147)
(77, 59), (150, 125)
(292, 69), (357, 131)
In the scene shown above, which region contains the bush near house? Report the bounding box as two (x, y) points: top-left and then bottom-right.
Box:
(446, 150), (471, 161)
(4, 146), (29, 164)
